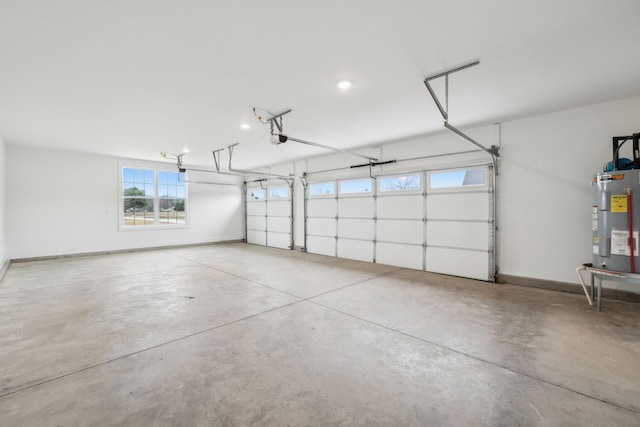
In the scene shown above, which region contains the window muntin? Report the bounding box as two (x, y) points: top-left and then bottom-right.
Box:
(269, 187), (289, 199)
(121, 167), (187, 228)
(309, 182), (336, 197)
(379, 174), (422, 192)
(339, 178), (373, 194)
(248, 188), (266, 200)
(428, 168), (486, 189)
(123, 168), (155, 197)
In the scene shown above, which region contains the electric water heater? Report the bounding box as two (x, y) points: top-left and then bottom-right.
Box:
(593, 133), (640, 272)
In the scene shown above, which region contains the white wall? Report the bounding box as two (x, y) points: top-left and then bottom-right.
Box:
(0, 135), (6, 267)
(265, 95), (640, 290)
(499, 95), (640, 286)
(6, 145), (244, 259)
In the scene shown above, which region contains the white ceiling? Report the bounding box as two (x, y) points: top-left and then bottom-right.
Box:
(1, 0), (639, 170)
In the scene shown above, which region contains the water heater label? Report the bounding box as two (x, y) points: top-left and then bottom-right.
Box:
(611, 195), (628, 213)
(592, 206), (598, 231)
(611, 229), (639, 256)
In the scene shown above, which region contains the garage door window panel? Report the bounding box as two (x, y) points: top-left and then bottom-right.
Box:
(339, 178), (373, 195)
(269, 187), (289, 199)
(309, 182), (335, 197)
(379, 174), (422, 193)
(248, 188), (266, 200)
(428, 168), (487, 190)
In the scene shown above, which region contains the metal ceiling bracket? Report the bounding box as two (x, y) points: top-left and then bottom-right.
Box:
(160, 152), (244, 187)
(175, 154), (186, 172)
(423, 60), (479, 122)
(423, 60), (499, 159)
(253, 108), (292, 135)
(212, 148), (224, 172)
(267, 109), (291, 134)
(424, 77), (448, 121)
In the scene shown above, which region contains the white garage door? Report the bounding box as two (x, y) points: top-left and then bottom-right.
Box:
(425, 167), (493, 281)
(305, 165), (494, 281)
(246, 184), (293, 249)
(337, 179), (375, 262)
(306, 182), (337, 256)
(306, 178), (375, 261)
(376, 174), (424, 270)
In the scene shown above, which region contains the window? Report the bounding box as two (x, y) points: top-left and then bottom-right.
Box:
(121, 167), (187, 228)
(379, 174), (422, 192)
(309, 181), (335, 197)
(339, 178), (373, 194)
(429, 168), (486, 189)
(123, 168), (155, 227)
(248, 188), (266, 200)
(158, 171), (186, 225)
(269, 187), (289, 199)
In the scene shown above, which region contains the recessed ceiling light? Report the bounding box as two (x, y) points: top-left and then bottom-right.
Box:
(240, 123), (251, 130)
(337, 80), (352, 90)
(182, 148), (190, 153)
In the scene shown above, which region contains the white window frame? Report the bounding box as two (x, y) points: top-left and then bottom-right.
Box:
(247, 187), (266, 201)
(268, 186), (290, 199)
(119, 165), (189, 231)
(157, 170), (188, 226)
(427, 167), (488, 192)
(378, 173), (423, 193)
(308, 181), (336, 198)
(338, 178), (373, 196)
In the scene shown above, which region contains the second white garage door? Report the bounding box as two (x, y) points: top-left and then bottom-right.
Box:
(305, 165), (494, 281)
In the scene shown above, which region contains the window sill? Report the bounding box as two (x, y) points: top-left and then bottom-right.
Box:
(119, 224), (190, 232)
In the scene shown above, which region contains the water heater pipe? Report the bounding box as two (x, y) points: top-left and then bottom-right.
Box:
(575, 266), (594, 306)
(628, 188), (635, 273)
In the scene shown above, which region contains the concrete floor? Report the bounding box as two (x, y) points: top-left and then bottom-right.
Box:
(1, 243), (639, 426)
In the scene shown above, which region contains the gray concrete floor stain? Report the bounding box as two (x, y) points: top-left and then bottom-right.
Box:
(1, 243), (639, 426)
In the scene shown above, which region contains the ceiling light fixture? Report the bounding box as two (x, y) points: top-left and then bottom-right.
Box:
(239, 123), (251, 130)
(182, 148), (190, 153)
(337, 80), (352, 90)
